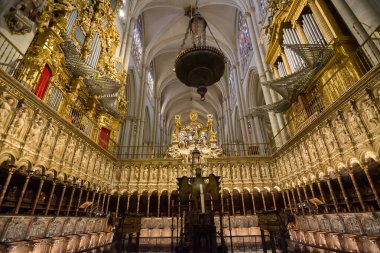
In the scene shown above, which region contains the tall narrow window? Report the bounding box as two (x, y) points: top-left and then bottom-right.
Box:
(147, 62), (154, 103)
(99, 127), (111, 149)
(35, 64), (52, 99)
(238, 12), (253, 73)
(132, 16), (143, 72)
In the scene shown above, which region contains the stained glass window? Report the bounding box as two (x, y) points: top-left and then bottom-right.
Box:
(238, 12), (252, 73)
(147, 61), (154, 102)
(132, 16), (143, 72)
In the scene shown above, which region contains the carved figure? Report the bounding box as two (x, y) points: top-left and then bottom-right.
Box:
(362, 99), (380, 127)
(42, 124), (56, 151)
(323, 126), (336, 151)
(27, 113), (45, 143)
(334, 118), (350, 144)
(0, 96), (16, 129)
(10, 108), (29, 138)
(347, 109), (365, 136)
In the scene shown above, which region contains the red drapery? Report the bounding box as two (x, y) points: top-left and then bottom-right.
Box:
(99, 127), (111, 148)
(35, 64), (52, 99)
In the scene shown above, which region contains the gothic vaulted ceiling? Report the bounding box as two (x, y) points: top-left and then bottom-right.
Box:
(126, 0), (253, 130)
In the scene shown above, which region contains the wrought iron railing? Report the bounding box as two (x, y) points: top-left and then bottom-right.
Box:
(220, 143), (271, 157)
(270, 25), (380, 151)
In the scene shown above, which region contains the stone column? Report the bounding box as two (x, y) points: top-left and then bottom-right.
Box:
(230, 194), (235, 216)
(57, 182), (67, 216)
(89, 190), (96, 216)
(363, 166), (380, 209)
(101, 193), (106, 213)
(290, 189), (298, 213)
(147, 194), (150, 217)
(115, 194), (121, 217)
(251, 192), (256, 214)
(241, 193), (246, 216)
(349, 172), (366, 211)
(317, 181), (329, 213)
(261, 191), (267, 211)
(31, 176), (46, 215)
(96, 191), (101, 211)
(156, 194), (160, 217)
(168, 195), (171, 217)
(15, 173), (31, 214)
(0, 168), (16, 208)
(271, 192), (277, 210)
(75, 187), (83, 216)
(105, 194), (111, 214)
(245, 12), (281, 143)
(296, 187), (305, 215)
(337, 176), (351, 212)
(326, 179), (339, 212)
(221, 192), (224, 213)
(330, 0), (380, 64)
(45, 180), (57, 215)
(281, 191), (288, 209)
(122, 17), (137, 69)
(137, 194), (141, 214)
(309, 184), (316, 199)
(126, 193), (130, 213)
(66, 185), (76, 216)
(286, 190), (293, 213)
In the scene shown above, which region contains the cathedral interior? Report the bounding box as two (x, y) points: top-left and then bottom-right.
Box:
(0, 0), (379, 252)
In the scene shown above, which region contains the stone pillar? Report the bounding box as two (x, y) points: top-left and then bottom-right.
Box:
(15, 173), (31, 214)
(251, 192), (256, 214)
(349, 172), (366, 211)
(363, 166), (380, 209)
(286, 190), (293, 213)
(317, 181), (329, 213)
(115, 194), (121, 217)
(309, 184), (316, 199)
(330, 0), (380, 64)
(105, 194), (111, 214)
(147, 194), (150, 217)
(31, 176), (46, 215)
(290, 189), (298, 213)
(168, 195), (171, 217)
(126, 193), (130, 213)
(281, 191), (287, 209)
(57, 182), (67, 216)
(241, 193), (246, 216)
(89, 190), (96, 217)
(66, 185), (76, 216)
(45, 180), (57, 215)
(101, 193), (106, 213)
(96, 191), (101, 211)
(296, 187), (305, 215)
(326, 179), (339, 212)
(122, 17), (137, 69)
(221, 192), (224, 213)
(0, 168), (16, 208)
(337, 176), (351, 212)
(157, 194), (160, 217)
(75, 187), (83, 216)
(136, 195), (141, 213)
(230, 194), (235, 216)
(261, 191), (267, 211)
(271, 192), (277, 210)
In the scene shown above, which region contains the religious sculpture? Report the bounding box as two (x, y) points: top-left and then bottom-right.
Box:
(27, 113), (46, 144)
(10, 108), (30, 139)
(0, 95), (16, 130)
(361, 98), (380, 127)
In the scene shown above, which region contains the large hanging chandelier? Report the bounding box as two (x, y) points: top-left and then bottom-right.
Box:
(174, 3), (225, 101)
